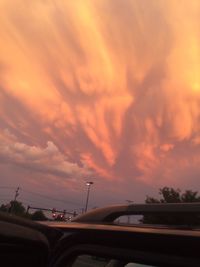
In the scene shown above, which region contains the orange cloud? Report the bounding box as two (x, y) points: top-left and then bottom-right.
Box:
(1, 0), (200, 203)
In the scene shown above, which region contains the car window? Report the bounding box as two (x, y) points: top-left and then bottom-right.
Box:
(70, 254), (155, 267)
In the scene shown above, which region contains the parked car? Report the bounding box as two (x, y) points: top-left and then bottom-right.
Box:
(1, 203), (200, 267)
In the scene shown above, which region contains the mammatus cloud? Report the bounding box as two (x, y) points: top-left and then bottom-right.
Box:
(1, 0), (200, 203)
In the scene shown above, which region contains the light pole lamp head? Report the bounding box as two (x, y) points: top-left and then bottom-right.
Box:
(86, 181), (93, 186)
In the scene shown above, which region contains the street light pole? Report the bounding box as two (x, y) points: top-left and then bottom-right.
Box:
(85, 182), (93, 212)
(126, 200), (133, 224)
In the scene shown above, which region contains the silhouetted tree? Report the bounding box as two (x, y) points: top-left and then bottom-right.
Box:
(0, 203), (10, 212)
(31, 210), (47, 221)
(159, 187), (181, 203)
(0, 201), (31, 219)
(0, 201), (50, 221)
(9, 200), (26, 216)
(141, 187), (200, 225)
(181, 190), (200, 202)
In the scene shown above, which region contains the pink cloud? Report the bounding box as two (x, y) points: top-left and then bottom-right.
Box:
(1, 0), (200, 207)
(0, 130), (92, 179)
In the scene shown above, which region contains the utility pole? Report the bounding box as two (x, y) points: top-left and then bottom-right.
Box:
(14, 187), (20, 201)
(10, 187), (20, 213)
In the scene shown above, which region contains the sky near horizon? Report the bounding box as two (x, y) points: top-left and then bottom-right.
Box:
(1, 0), (200, 211)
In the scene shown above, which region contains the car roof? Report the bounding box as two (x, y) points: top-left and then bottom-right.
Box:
(38, 202), (200, 239)
(73, 203), (200, 223)
(40, 220), (200, 237)
(39, 222), (200, 237)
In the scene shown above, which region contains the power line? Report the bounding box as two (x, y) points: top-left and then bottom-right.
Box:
(0, 186), (15, 190)
(0, 186), (99, 209)
(0, 186), (84, 207)
(18, 197), (47, 206)
(21, 189), (82, 207)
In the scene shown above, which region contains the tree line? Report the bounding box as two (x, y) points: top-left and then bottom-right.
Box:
(0, 200), (48, 221)
(141, 187), (200, 225)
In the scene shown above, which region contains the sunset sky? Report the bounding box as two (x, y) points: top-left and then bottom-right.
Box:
(1, 0), (200, 212)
